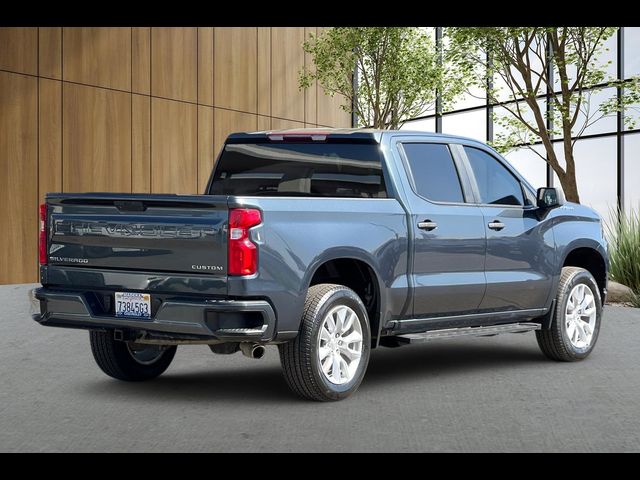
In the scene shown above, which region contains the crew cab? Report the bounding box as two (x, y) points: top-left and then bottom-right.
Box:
(34, 129), (608, 401)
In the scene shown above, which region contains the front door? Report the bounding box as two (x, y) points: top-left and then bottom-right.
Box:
(462, 146), (555, 311)
(400, 142), (487, 317)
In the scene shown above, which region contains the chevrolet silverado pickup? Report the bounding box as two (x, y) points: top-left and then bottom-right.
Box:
(34, 129), (608, 401)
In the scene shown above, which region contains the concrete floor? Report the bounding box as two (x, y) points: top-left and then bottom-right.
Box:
(1, 283), (639, 452)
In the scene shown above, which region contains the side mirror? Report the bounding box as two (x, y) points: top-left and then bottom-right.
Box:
(537, 187), (564, 210)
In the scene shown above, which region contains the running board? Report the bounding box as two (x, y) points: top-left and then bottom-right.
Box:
(395, 322), (541, 345)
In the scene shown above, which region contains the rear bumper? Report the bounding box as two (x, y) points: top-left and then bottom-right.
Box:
(32, 287), (277, 342)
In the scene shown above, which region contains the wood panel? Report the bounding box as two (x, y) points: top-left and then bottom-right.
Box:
(0, 72), (38, 284)
(132, 94), (150, 193)
(151, 27), (197, 103)
(271, 117), (305, 130)
(38, 79), (62, 202)
(151, 98), (197, 194)
(63, 83), (131, 192)
(0, 28), (37, 75)
(304, 27), (317, 125)
(214, 109), (257, 162)
(318, 86), (351, 127)
(63, 28), (131, 91)
(39, 27), (62, 79)
(214, 27), (257, 113)
(271, 28), (305, 123)
(132, 27), (150, 95)
(257, 27), (271, 116)
(198, 27), (214, 106)
(198, 106), (214, 192)
(257, 115), (271, 131)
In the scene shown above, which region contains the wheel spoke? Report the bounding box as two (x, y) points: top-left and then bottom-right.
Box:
(318, 345), (332, 361)
(321, 355), (332, 375)
(334, 309), (345, 334)
(342, 311), (355, 334)
(566, 320), (577, 341)
(581, 320), (593, 336)
(320, 325), (332, 343)
(581, 293), (594, 311)
(325, 314), (336, 333)
(332, 354), (341, 382)
(574, 320), (586, 343)
(340, 344), (361, 361)
(342, 330), (363, 345)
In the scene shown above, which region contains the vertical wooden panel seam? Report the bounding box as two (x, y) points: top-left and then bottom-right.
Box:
(196, 30), (199, 190)
(131, 28), (133, 193)
(61, 28), (64, 192)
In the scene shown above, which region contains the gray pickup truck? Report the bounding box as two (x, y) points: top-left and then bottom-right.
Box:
(34, 129), (607, 401)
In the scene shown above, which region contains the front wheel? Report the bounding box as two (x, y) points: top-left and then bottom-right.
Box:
(536, 266), (602, 362)
(89, 331), (177, 381)
(279, 284), (371, 401)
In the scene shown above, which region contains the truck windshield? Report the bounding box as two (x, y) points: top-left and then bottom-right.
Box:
(208, 142), (387, 198)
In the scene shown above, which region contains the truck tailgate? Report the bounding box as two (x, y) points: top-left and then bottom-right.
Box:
(45, 194), (228, 276)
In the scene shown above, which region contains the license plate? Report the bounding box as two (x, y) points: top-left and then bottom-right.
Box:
(115, 292), (151, 319)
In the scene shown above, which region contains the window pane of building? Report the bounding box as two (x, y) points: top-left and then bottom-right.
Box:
(553, 137), (617, 223)
(624, 133), (640, 213)
(624, 27), (640, 78)
(569, 87), (617, 137)
(402, 143), (464, 203)
(503, 145), (548, 189)
(448, 84), (486, 111)
(401, 117), (435, 133)
(441, 109), (486, 141)
(493, 99), (545, 143)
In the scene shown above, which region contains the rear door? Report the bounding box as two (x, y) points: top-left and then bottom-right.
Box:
(399, 141), (486, 317)
(460, 145), (555, 311)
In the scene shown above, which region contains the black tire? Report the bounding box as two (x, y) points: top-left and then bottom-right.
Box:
(89, 331), (177, 381)
(536, 266), (603, 362)
(279, 284), (371, 401)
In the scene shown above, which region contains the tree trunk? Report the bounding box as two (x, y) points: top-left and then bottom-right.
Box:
(557, 171), (580, 204)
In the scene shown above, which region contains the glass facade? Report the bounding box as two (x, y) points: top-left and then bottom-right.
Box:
(399, 27), (640, 222)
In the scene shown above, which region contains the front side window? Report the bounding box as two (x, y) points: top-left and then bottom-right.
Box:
(402, 143), (465, 203)
(464, 147), (524, 206)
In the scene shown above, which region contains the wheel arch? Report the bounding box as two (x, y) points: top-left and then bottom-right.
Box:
(304, 249), (386, 348)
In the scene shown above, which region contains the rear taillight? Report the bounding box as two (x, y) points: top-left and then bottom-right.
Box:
(39, 203), (48, 265)
(228, 208), (262, 276)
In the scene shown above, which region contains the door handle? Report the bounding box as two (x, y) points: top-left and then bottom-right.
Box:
(488, 220), (505, 231)
(418, 220), (438, 231)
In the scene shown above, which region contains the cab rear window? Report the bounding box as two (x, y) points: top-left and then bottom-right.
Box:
(208, 142), (387, 198)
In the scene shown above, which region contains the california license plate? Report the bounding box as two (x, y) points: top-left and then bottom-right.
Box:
(115, 292), (151, 319)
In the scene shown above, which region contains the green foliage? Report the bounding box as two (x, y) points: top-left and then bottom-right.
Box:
(448, 27), (640, 203)
(300, 27), (467, 129)
(606, 207), (640, 306)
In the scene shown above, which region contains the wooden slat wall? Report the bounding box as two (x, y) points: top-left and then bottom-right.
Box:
(0, 26), (351, 284)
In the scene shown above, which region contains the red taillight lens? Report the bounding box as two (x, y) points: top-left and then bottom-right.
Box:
(39, 203), (48, 265)
(228, 208), (262, 276)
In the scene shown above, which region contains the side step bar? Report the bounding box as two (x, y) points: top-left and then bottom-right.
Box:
(395, 322), (541, 345)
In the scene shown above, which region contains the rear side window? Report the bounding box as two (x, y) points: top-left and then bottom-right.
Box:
(464, 146), (524, 206)
(402, 143), (464, 203)
(209, 142), (387, 198)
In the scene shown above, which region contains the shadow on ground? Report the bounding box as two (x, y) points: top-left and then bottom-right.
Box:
(80, 340), (547, 403)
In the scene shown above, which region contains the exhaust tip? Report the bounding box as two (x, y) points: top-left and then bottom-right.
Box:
(252, 345), (265, 359)
(240, 342), (266, 359)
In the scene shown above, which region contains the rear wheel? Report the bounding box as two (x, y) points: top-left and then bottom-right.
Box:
(89, 331), (177, 381)
(279, 283), (371, 401)
(536, 267), (602, 361)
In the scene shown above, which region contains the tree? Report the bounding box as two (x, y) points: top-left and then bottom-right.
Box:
(300, 27), (465, 130)
(449, 27), (640, 203)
